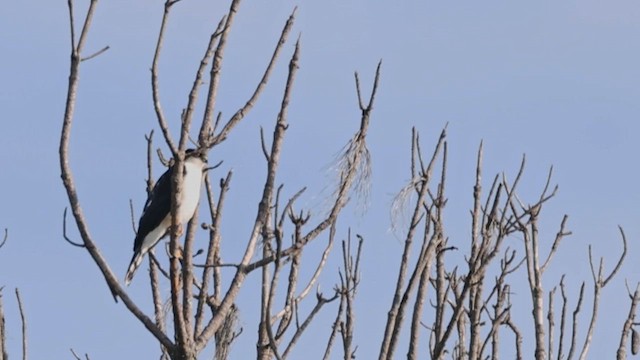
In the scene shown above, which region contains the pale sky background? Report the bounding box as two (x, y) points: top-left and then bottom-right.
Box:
(1, 1), (640, 359)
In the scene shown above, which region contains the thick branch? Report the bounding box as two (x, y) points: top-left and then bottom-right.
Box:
(60, 0), (174, 352)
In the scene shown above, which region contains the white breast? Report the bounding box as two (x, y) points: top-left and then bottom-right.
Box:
(179, 158), (205, 223)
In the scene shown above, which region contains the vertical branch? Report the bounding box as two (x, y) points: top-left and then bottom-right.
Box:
(380, 126), (446, 360)
(144, 131), (170, 359)
(525, 215), (547, 360)
(150, 0), (179, 154)
(214, 305), (240, 360)
(149, 252), (169, 359)
(548, 286), (556, 360)
(567, 282), (585, 360)
(0, 231), (5, 360)
(505, 317), (523, 360)
(557, 276), (568, 360)
(455, 305), (468, 360)
(410, 140), (448, 360)
(617, 283), (640, 360)
(431, 226), (448, 359)
(256, 37), (302, 360)
(195, 37), (301, 352)
(181, 215), (200, 347)
(258, 228), (283, 360)
(0, 289), (6, 360)
(168, 152), (189, 356)
(407, 237), (431, 360)
(322, 289), (344, 360)
(470, 141), (483, 262)
(208, 6), (297, 147)
(339, 234), (363, 359)
(194, 171), (231, 336)
(15, 289), (26, 360)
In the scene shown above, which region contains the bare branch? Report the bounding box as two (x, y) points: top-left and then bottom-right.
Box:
(62, 208), (85, 248)
(548, 286), (556, 360)
(69, 348), (87, 360)
(338, 234), (363, 359)
(322, 290), (344, 360)
(567, 282), (585, 360)
(505, 316), (523, 360)
(15, 289), (26, 360)
(260, 127), (271, 162)
(149, 250), (169, 358)
(0, 229), (7, 250)
(80, 45), (109, 62)
(0, 289), (6, 360)
(617, 283), (640, 360)
(540, 215), (571, 273)
(195, 171), (232, 336)
(145, 130), (156, 195)
(603, 226), (627, 287)
(150, 0), (180, 154)
(210, 7), (298, 147)
(558, 276), (568, 360)
(128, 199), (137, 234)
(180, 15), (226, 148)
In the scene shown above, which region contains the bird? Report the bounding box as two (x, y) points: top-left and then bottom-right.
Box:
(125, 149), (207, 285)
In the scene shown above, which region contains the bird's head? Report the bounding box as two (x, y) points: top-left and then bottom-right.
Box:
(185, 148), (208, 167)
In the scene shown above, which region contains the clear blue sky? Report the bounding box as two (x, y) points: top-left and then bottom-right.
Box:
(1, 0), (639, 358)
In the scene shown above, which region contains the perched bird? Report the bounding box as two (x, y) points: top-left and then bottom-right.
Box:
(125, 149), (207, 285)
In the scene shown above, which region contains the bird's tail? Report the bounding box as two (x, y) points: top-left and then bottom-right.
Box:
(125, 251), (145, 286)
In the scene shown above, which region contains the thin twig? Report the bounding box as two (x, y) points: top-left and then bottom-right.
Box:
(145, 130), (155, 197)
(0, 229), (7, 249)
(70, 349), (82, 360)
(15, 289), (27, 360)
(181, 15), (226, 148)
(150, 0), (179, 155)
(0, 288), (5, 360)
(128, 199), (137, 234)
(62, 208), (85, 248)
(80, 45), (109, 61)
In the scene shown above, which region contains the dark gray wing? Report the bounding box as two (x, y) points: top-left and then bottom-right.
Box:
(133, 166), (173, 252)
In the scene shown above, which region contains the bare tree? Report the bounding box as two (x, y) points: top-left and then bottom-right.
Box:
(379, 128), (631, 360)
(60, 0), (378, 359)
